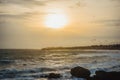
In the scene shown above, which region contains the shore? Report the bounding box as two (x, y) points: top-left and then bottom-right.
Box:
(0, 66), (120, 80)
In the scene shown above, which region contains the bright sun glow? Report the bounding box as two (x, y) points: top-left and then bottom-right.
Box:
(45, 14), (68, 29)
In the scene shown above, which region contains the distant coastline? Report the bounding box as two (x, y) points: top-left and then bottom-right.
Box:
(41, 44), (120, 50)
(0, 44), (120, 50)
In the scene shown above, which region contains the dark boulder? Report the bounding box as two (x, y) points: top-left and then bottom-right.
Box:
(107, 71), (120, 80)
(92, 70), (107, 80)
(93, 70), (120, 80)
(70, 66), (90, 78)
(48, 73), (61, 78)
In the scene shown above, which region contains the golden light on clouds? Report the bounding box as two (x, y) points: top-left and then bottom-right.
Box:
(0, 0), (120, 49)
(44, 14), (68, 29)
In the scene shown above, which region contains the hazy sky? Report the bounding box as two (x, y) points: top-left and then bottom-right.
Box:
(0, 0), (120, 49)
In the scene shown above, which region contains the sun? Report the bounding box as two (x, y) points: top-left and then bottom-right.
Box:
(45, 14), (68, 29)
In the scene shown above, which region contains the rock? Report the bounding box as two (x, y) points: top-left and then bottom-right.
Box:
(92, 70), (106, 80)
(95, 70), (106, 77)
(0, 60), (14, 64)
(48, 73), (61, 78)
(107, 71), (120, 80)
(70, 66), (90, 78)
(93, 70), (120, 80)
(40, 74), (48, 78)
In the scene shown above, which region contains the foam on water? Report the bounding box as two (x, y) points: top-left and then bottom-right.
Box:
(0, 49), (120, 80)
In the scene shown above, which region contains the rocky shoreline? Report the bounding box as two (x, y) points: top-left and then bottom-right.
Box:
(0, 66), (120, 80)
(46, 66), (120, 80)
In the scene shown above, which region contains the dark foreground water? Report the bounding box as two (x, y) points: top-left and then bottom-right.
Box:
(0, 49), (120, 80)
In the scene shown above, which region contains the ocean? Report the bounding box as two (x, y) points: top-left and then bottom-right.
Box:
(0, 49), (120, 80)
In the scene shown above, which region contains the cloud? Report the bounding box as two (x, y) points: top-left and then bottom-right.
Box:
(0, 0), (59, 17)
(0, 0), (59, 7)
(0, 11), (56, 20)
(69, 0), (85, 8)
(110, 0), (120, 2)
(94, 19), (120, 27)
(110, 0), (120, 7)
(0, 0), (46, 8)
(0, 14), (24, 19)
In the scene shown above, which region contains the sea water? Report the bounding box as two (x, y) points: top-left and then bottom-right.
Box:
(0, 49), (120, 80)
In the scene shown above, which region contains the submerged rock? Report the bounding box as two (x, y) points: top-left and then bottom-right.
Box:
(70, 66), (90, 79)
(0, 60), (14, 64)
(48, 73), (61, 78)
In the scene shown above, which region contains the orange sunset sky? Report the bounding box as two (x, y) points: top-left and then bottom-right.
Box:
(0, 0), (120, 49)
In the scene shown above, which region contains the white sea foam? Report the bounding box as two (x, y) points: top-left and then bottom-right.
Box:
(0, 49), (120, 80)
